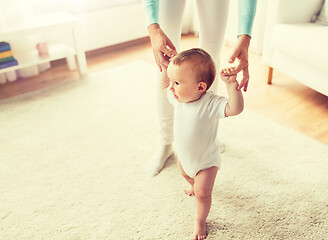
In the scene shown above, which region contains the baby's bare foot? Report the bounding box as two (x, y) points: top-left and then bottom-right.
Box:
(184, 184), (194, 196)
(193, 221), (207, 240)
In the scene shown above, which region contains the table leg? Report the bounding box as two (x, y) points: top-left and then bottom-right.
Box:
(72, 26), (87, 76)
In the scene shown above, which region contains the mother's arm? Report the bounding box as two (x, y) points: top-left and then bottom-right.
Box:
(142, 0), (177, 72)
(142, 0), (160, 28)
(227, 0), (257, 91)
(238, 0), (257, 37)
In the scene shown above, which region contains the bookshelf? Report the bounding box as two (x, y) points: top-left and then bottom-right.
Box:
(0, 12), (87, 77)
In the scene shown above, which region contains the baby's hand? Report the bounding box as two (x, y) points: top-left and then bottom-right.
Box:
(166, 48), (178, 61)
(220, 67), (238, 85)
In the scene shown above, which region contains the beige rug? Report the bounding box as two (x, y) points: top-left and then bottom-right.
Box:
(1, 61), (327, 240)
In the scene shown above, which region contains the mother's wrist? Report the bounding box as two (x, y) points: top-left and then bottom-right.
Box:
(148, 23), (160, 34)
(238, 34), (251, 40)
(237, 35), (251, 46)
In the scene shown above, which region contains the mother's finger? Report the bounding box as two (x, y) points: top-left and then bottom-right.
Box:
(244, 80), (249, 92)
(238, 78), (248, 91)
(231, 57), (248, 74)
(237, 67), (249, 91)
(158, 52), (170, 69)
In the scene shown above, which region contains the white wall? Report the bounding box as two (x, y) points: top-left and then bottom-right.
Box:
(0, 0), (148, 51)
(0, 0), (267, 53)
(78, 3), (148, 51)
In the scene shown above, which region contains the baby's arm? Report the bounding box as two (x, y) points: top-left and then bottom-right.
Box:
(160, 51), (176, 92)
(220, 67), (244, 117)
(160, 70), (170, 93)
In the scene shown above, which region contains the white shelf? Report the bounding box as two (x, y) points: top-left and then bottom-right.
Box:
(0, 11), (87, 78)
(0, 43), (75, 74)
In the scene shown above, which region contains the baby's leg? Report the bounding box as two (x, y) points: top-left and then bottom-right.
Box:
(193, 166), (218, 240)
(177, 160), (195, 196)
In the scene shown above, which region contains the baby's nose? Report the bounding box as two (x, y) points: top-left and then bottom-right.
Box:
(169, 83), (174, 91)
(169, 86), (175, 93)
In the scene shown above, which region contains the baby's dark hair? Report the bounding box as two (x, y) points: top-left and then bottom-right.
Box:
(171, 48), (216, 90)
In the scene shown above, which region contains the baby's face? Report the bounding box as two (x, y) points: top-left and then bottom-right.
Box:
(167, 62), (203, 103)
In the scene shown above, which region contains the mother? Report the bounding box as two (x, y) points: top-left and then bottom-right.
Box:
(142, 0), (257, 177)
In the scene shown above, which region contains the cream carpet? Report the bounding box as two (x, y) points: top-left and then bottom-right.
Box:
(1, 61), (327, 240)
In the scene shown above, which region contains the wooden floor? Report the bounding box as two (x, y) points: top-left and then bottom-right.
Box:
(1, 35), (328, 145)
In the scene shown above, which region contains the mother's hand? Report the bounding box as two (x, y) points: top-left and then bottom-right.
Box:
(148, 24), (177, 72)
(228, 35), (251, 91)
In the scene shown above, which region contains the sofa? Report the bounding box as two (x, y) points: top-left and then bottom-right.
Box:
(263, 0), (328, 97)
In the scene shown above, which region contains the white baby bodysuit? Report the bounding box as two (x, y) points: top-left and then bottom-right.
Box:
(167, 90), (228, 178)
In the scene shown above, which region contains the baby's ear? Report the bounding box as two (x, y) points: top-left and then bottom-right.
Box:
(198, 82), (207, 92)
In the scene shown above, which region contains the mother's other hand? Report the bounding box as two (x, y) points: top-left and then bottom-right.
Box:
(228, 34), (251, 91)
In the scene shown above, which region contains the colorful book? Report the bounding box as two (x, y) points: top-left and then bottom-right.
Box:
(0, 50), (13, 59)
(0, 59), (18, 69)
(0, 56), (15, 63)
(0, 42), (11, 52)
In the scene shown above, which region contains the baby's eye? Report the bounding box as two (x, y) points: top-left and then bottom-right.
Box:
(175, 81), (179, 85)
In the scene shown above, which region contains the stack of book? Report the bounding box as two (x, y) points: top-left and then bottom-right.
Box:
(0, 42), (18, 69)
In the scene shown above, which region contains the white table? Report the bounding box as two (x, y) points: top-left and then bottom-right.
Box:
(0, 12), (87, 77)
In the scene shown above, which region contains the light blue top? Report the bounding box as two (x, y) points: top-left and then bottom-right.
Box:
(142, 0), (257, 37)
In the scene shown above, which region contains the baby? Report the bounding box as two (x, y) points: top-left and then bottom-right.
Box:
(162, 48), (244, 240)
